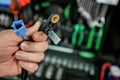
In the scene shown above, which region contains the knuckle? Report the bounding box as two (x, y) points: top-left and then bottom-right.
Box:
(26, 54), (31, 60)
(29, 63), (34, 70)
(20, 51), (28, 60)
(41, 53), (45, 60)
(37, 53), (45, 62)
(43, 41), (48, 51)
(8, 47), (19, 54)
(29, 64), (38, 73)
(20, 41), (29, 50)
(35, 64), (39, 71)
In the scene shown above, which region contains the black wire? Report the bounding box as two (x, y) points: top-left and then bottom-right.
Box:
(21, 68), (28, 80)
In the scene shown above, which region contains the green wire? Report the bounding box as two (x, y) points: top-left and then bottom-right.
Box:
(77, 24), (85, 46)
(72, 24), (79, 45)
(95, 25), (104, 50)
(64, 4), (71, 20)
(41, 2), (50, 8)
(86, 27), (95, 49)
(79, 51), (95, 59)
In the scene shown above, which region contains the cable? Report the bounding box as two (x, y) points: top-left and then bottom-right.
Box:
(100, 62), (112, 80)
(21, 69), (28, 80)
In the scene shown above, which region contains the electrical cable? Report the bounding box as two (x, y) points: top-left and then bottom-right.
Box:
(100, 62), (112, 80)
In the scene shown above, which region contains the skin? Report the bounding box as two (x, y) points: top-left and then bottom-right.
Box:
(0, 21), (48, 77)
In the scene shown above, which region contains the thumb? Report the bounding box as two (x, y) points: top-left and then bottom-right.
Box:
(26, 21), (41, 37)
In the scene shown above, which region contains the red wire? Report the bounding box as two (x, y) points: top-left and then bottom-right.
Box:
(100, 62), (112, 80)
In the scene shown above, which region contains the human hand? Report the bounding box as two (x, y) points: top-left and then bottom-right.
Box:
(0, 21), (48, 77)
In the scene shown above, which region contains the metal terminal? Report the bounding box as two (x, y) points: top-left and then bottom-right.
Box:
(51, 14), (60, 24)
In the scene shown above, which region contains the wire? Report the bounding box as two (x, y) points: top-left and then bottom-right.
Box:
(100, 62), (112, 80)
(22, 69), (28, 80)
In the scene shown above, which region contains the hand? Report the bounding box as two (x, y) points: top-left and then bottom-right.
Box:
(0, 21), (48, 77)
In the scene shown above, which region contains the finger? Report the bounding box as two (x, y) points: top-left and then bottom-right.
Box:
(1, 30), (23, 42)
(0, 46), (19, 57)
(32, 32), (47, 42)
(26, 21), (41, 37)
(18, 61), (38, 73)
(20, 41), (48, 52)
(15, 51), (45, 62)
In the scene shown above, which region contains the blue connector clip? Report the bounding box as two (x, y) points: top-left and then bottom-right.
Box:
(11, 20), (27, 40)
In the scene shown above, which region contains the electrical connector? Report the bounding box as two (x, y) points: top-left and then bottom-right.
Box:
(11, 20), (27, 40)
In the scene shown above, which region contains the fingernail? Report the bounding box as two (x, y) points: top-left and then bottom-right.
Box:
(21, 42), (28, 49)
(15, 51), (23, 59)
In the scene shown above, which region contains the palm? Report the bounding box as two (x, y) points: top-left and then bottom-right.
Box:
(0, 30), (22, 76)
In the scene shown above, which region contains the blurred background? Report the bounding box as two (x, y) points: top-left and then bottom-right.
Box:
(0, 0), (120, 80)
